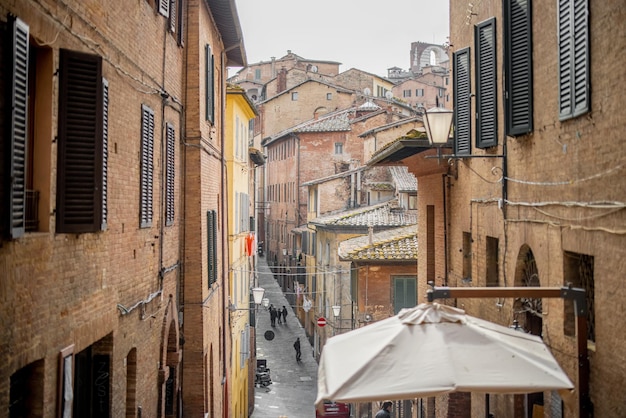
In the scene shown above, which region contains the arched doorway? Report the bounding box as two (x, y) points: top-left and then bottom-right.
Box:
(513, 245), (544, 417)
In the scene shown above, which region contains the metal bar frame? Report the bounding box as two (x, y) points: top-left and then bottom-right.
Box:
(427, 285), (591, 418)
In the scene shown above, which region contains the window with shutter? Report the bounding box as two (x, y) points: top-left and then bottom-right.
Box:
(165, 123), (175, 226)
(558, 0), (589, 120)
(57, 50), (104, 233)
(140, 105), (154, 228)
(205, 45), (215, 123)
(504, 0), (533, 136)
(393, 276), (417, 315)
(102, 78), (109, 230)
(207, 210), (218, 286)
(7, 17), (29, 238)
(168, 0), (177, 33)
(453, 48), (471, 156)
(176, 0), (185, 46)
(475, 18), (497, 149)
(158, 0), (170, 17)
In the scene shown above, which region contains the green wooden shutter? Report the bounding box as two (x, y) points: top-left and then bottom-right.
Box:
(504, 0), (533, 135)
(205, 44), (215, 123)
(8, 17), (29, 238)
(140, 105), (154, 228)
(558, 0), (589, 120)
(453, 48), (471, 155)
(57, 50), (103, 233)
(475, 18), (497, 148)
(165, 123), (175, 226)
(394, 277), (417, 314)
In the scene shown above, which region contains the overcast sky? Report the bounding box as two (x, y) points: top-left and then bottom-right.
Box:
(232, 0), (450, 77)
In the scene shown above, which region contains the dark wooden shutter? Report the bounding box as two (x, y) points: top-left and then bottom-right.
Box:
(475, 18), (497, 148)
(426, 205), (435, 283)
(140, 105), (154, 228)
(177, 0), (185, 46)
(101, 78), (108, 230)
(207, 210), (217, 286)
(8, 17), (29, 238)
(504, 0), (533, 135)
(558, 0), (589, 120)
(165, 123), (175, 226)
(205, 44), (214, 123)
(57, 50), (103, 233)
(453, 48), (471, 156)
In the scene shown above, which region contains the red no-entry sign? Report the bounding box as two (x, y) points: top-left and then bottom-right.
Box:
(317, 317), (327, 327)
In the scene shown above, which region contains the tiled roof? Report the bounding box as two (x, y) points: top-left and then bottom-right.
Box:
(390, 166), (417, 192)
(338, 225), (417, 261)
(301, 166), (367, 187)
(296, 111), (352, 133)
(311, 199), (417, 228)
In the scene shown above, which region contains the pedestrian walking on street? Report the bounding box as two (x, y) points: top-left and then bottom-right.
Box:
(293, 337), (301, 362)
(281, 305), (288, 323)
(375, 401), (392, 418)
(276, 306), (282, 324)
(269, 305), (277, 326)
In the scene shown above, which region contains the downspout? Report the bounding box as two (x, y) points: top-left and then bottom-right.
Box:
(220, 49), (230, 418)
(443, 173), (449, 287)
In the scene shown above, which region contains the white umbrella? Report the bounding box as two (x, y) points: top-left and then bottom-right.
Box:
(316, 303), (573, 407)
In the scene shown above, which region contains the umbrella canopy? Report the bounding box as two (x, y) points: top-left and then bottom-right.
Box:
(316, 303), (573, 407)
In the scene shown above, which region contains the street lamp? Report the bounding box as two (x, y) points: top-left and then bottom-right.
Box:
(262, 298), (270, 308)
(332, 305), (341, 318)
(227, 287), (266, 311)
(424, 106), (454, 146)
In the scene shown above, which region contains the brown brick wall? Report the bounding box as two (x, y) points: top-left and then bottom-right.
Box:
(443, 0), (626, 416)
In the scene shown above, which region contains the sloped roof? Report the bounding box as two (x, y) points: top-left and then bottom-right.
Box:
(311, 199), (417, 228)
(301, 166), (368, 187)
(390, 166), (417, 193)
(206, 0), (246, 67)
(338, 225), (417, 261)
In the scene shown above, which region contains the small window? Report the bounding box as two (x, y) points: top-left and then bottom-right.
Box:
(462, 232), (472, 281)
(416, 89), (424, 97)
(403, 90), (412, 98)
(254, 68), (261, 80)
(408, 194), (417, 210)
(334, 143), (343, 154)
(291, 92), (298, 101)
(326, 93), (332, 100)
(563, 252), (594, 342)
(393, 276), (417, 314)
(486, 236), (498, 286)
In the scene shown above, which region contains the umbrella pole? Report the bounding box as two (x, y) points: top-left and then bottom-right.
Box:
(427, 285), (591, 418)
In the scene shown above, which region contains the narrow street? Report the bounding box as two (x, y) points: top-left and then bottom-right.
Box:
(252, 255), (318, 417)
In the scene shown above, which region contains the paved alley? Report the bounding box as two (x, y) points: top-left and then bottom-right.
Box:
(251, 255), (319, 418)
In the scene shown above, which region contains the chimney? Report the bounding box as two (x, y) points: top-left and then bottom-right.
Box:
(277, 67), (287, 94)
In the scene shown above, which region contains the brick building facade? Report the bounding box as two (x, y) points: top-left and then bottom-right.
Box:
(370, 0), (626, 417)
(0, 0), (246, 416)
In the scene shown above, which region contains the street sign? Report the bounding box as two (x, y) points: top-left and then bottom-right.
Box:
(317, 317), (327, 327)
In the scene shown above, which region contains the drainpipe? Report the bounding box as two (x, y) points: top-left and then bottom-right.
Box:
(442, 173), (449, 287)
(220, 49), (230, 418)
